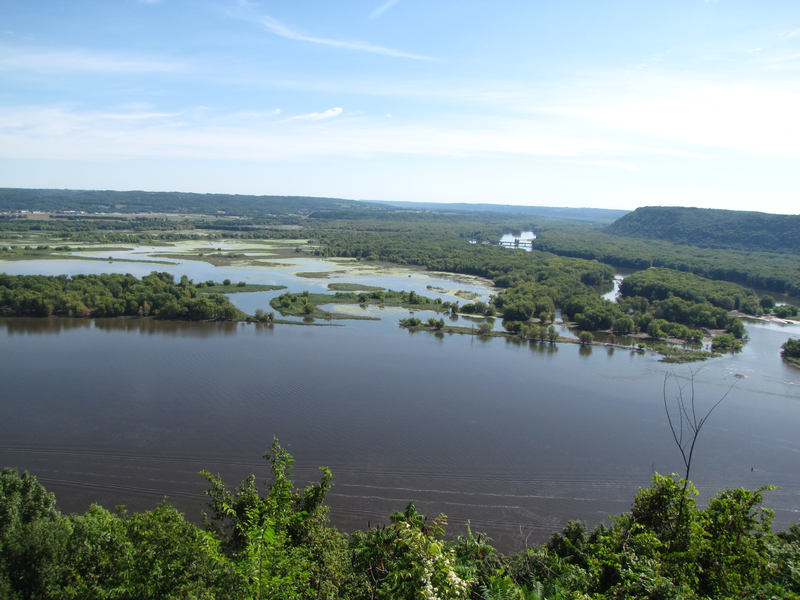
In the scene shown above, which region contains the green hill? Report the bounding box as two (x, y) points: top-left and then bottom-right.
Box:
(605, 206), (800, 254)
(0, 188), (386, 217)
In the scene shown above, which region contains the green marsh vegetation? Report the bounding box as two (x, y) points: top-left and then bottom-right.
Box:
(271, 289), (447, 321)
(4, 192), (799, 354)
(327, 283), (385, 292)
(649, 343), (716, 363)
(195, 281), (285, 294)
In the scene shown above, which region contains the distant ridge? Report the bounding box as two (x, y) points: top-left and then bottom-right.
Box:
(365, 200), (630, 223)
(605, 206), (800, 255)
(0, 188), (387, 216)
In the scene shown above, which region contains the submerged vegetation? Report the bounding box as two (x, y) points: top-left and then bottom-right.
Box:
(649, 343), (716, 363)
(2, 440), (798, 599)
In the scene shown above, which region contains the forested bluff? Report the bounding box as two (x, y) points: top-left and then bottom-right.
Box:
(2, 190), (800, 598)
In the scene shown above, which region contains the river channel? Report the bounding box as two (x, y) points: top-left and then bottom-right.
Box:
(2, 246), (799, 551)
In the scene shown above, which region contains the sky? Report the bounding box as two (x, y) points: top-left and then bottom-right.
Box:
(1, 1), (799, 213)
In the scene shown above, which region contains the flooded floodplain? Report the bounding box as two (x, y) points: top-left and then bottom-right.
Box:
(2, 243), (799, 551)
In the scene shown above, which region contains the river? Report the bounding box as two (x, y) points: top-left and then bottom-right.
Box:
(1, 251), (799, 551)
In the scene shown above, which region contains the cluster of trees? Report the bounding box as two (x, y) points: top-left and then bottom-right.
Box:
(552, 269), (749, 342)
(532, 226), (800, 297)
(2, 442), (798, 599)
(782, 338), (800, 366)
(313, 229), (756, 347)
(315, 229), (615, 332)
(619, 268), (758, 311)
(0, 272), (243, 321)
(503, 321), (559, 342)
(398, 316), (445, 329)
(274, 291), (319, 316)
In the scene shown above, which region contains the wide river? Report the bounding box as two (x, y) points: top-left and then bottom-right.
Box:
(2, 248), (799, 550)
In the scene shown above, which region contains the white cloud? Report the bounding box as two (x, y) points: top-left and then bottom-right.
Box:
(530, 69), (800, 159)
(286, 107), (343, 121)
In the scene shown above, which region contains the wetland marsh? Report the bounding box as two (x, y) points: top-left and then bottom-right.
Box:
(2, 240), (800, 550)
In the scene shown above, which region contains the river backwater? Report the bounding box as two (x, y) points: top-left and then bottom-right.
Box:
(2, 250), (799, 551)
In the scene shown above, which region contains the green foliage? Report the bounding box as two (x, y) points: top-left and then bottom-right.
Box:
(774, 305), (800, 319)
(200, 438), (349, 599)
(611, 316), (634, 335)
(0, 469), (239, 599)
(275, 289), (437, 319)
(254, 308), (275, 323)
(605, 206), (800, 254)
(532, 227), (800, 297)
(350, 502), (472, 600)
(620, 268), (755, 309)
(617, 269), (748, 338)
(427, 317), (445, 330)
(314, 228), (615, 334)
(1, 462), (799, 599)
(0, 272), (244, 320)
(782, 337), (800, 365)
(399, 317), (422, 327)
(712, 333), (742, 351)
(579, 331), (593, 345)
(516, 474), (784, 599)
(650, 343), (714, 363)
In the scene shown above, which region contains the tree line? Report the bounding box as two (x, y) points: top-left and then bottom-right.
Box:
(532, 229), (800, 297)
(1, 440), (798, 599)
(0, 272), (243, 321)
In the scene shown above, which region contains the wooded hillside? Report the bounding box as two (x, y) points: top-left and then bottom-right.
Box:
(605, 206), (800, 254)
(0, 188), (384, 217)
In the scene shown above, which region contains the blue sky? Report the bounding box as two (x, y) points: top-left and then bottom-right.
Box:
(1, 1), (799, 213)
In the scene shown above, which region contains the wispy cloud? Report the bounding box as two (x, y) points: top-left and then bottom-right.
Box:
(285, 107), (343, 121)
(369, 0), (401, 20)
(0, 45), (186, 73)
(0, 103), (709, 163)
(230, 3), (431, 60)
